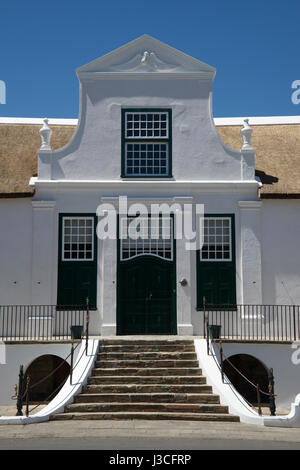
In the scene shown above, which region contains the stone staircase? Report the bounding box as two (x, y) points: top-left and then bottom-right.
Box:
(50, 339), (240, 422)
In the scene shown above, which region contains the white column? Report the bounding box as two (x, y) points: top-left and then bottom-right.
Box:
(176, 237), (193, 335)
(31, 200), (56, 305)
(174, 198), (194, 335)
(238, 201), (263, 304)
(100, 208), (117, 336)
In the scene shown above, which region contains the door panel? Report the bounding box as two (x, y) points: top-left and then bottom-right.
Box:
(117, 256), (176, 335)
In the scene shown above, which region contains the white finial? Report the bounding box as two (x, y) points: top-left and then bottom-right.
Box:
(240, 118), (254, 151)
(39, 118), (52, 150)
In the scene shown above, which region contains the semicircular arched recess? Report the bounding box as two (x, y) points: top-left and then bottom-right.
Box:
(24, 355), (70, 403)
(223, 354), (270, 405)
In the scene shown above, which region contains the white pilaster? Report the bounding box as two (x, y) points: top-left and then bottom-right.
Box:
(238, 201), (263, 304)
(99, 204), (117, 336)
(174, 197), (194, 335)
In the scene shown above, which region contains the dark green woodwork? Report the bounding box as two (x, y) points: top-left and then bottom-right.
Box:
(57, 214), (97, 308)
(197, 214), (236, 309)
(117, 217), (176, 335)
(121, 108), (172, 178)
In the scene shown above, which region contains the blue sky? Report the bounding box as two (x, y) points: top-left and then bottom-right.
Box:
(0, 0), (300, 118)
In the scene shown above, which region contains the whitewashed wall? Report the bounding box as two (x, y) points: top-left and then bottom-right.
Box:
(261, 200), (300, 305)
(0, 199), (32, 305)
(1, 192), (300, 335)
(38, 79), (253, 182)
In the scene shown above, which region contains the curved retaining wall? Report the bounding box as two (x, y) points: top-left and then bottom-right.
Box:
(0, 339), (99, 425)
(194, 339), (300, 427)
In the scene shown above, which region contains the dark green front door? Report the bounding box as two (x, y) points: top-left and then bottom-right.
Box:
(117, 215), (176, 335)
(117, 256), (176, 335)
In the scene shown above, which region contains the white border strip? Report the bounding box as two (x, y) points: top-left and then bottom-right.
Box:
(0, 117), (78, 125)
(1, 116), (300, 126)
(214, 116), (300, 126)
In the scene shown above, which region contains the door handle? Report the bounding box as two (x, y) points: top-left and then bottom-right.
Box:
(146, 292), (152, 301)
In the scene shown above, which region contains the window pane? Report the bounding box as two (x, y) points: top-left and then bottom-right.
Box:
(200, 217), (232, 261)
(120, 217), (173, 261)
(125, 112), (169, 139)
(63, 217), (94, 261)
(125, 143), (168, 176)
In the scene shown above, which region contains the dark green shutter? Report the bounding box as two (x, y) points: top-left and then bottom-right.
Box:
(197, 214), (236, 308)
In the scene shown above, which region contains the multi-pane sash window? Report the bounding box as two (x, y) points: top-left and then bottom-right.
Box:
(200, 217), (232, 261)
(62, 217), (94, 261)
(122, 109), (171, 177)
(120, 216), (173, 261)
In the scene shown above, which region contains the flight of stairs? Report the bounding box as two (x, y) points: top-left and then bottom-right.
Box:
(51, 339), (240, 422)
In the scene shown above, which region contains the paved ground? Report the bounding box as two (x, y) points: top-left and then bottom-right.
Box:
(0, 415), (300, 450)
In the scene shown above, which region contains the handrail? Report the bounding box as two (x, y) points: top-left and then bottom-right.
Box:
(205, 339), (259, 415)
(27, 338), (89, 415)
(12, 300), (90, 417)
(207, 336), (276, 416)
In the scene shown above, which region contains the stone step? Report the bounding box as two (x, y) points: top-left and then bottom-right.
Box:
(75, 393), (220, 404)
(97, 352), (197, 360)
(98, 339), (194, 346)
(50, 412), (240, 422)
(87, 375), (208, 385)
(84, 383), (212, 393)
(91, 368), (202, 377)
(49, 339), (239, 423)
(65, 402), (229, 414)
(95, 360), (199, 368)
(99, 344), (195, 353)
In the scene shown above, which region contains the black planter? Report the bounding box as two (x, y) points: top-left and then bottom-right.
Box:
(208, 325), (221, 339)
(70, 325), (83, 340)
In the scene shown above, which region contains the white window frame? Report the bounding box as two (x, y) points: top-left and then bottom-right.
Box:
(62, 216), (94, 262)
(200, 217), (232, 262)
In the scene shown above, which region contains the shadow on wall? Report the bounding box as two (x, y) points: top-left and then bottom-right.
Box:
(24, 355), (70, 403)
(223, 354), (269, 405)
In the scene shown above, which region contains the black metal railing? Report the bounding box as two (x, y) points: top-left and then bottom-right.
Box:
(207, 339), (276, 417)
(0, 304), (87, 341)
(203, 303), (300, 342)
(13, 340), (86, 417)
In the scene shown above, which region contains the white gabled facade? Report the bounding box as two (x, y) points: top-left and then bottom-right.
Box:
(1, 35), (300, 416)
(26, 34), (261, 337)
(2, 35), (300, 335)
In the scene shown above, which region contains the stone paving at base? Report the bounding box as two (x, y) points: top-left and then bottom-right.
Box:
(0, 416), (299, 446)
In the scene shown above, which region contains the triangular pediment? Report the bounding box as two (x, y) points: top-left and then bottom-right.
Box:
(77, 35), (216, 77)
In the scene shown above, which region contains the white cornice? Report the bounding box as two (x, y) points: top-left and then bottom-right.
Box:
(78, 71), (213, 80)
(1, 116), (300, 126)
(101, 196), (194, 205)
(32, 200), (56, 209)
(32, 179), (259, 193)
(238, 201), (262, 209)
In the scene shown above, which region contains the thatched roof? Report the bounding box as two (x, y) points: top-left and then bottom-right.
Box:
(0, 119), (299, 198)
(0, 123), (75, 197)
(217, 124), (300, 198)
